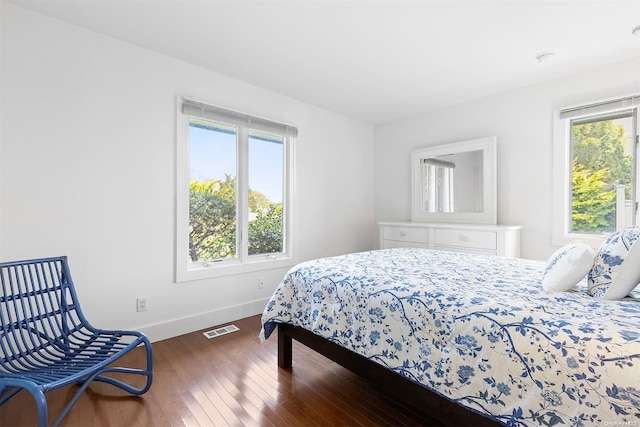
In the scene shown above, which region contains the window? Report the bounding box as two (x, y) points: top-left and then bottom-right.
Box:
(176, 98), (297, 281)
(553, 94), (640, 246)
(422, 158), (455, 213)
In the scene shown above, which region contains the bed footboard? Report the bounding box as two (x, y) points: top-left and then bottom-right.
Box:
(277, 323), (500, 427)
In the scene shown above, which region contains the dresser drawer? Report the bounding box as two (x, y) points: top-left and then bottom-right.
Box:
(382, 226), (428, 243)
(435, 229), (496, 250)
(379, 222), (520, 257)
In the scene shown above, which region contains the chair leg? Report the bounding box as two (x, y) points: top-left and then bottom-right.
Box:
(28, 389), (48, 427)
(94, 338), (153, 395)
(51, 378), (95, 427)
(0, 386), (21, 406)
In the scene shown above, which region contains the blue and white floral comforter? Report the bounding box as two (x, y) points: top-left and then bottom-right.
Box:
(261, 248), (640, 426)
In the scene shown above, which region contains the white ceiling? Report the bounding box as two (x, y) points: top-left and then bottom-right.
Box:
(9, 0), (640, 124)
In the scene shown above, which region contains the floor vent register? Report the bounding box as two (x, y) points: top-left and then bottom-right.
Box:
(202, 324), (240, 339)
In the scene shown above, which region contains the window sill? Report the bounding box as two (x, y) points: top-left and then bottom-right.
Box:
(176, 256), (296, 283)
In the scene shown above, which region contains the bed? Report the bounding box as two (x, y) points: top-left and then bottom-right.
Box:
(260, 247), (640, 426)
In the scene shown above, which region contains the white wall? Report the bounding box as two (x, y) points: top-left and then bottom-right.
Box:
(0, 3), (375, 341)
(375, 58), (640, 261)
(0, 1), (3, 261)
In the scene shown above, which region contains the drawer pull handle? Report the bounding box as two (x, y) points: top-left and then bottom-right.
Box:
(399, 231), (407, 237)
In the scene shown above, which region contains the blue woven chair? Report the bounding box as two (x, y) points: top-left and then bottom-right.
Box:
(0, 256), (153, 427)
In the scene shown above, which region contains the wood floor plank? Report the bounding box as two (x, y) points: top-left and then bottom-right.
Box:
(291, 348), (402, 426)
(181, 414), (201, 427)
(0, 315), (445, 426)
(180, 389), (220, 427)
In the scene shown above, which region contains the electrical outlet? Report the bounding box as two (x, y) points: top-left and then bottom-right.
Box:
(258, 277), (265, 289)
(136, 296), (148, 312)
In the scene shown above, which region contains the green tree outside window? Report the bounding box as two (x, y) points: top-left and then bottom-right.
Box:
(189, 176), (283, 262)
(571, 117), (633, 233)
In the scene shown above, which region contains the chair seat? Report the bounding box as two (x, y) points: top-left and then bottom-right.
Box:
(1, 331), (144, 387)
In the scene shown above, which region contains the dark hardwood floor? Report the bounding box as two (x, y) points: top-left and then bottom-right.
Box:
(0, 315), (447, 426)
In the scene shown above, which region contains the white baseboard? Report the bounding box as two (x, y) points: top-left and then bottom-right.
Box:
(139, 298), (270, 342)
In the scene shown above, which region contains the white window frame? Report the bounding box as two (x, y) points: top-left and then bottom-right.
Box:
(176, 97), (297, 282)
(552, 93), (640, 248)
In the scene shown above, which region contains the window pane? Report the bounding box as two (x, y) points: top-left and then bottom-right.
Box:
(188, 118), (237, 262)
(570, 113), (634, 234)
(248, 130), (284, 255)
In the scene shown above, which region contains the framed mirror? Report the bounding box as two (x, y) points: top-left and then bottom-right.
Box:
(411, 136), (497, 224)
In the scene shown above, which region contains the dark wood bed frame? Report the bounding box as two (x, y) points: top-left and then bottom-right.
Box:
(278, 323), (501, 426)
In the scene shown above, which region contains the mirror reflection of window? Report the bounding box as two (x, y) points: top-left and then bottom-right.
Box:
(421, 150), (484, 214)
(422, 158), (455, 213)
(411, 137), (496, 224)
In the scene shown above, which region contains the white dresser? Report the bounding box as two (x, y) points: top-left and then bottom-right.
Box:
(379, 222), (521, 257)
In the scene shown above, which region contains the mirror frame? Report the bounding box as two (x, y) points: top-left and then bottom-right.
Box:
(411, 136), (497, 224)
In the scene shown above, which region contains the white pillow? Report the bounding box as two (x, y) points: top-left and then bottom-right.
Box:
(588, 227), (640, 300)
(542, 241), (595, 292)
